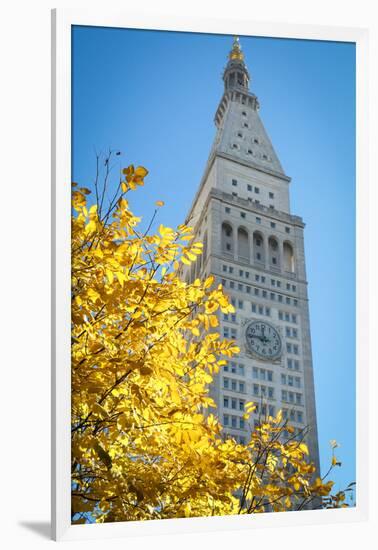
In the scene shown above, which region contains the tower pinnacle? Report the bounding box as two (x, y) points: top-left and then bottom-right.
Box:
(223, 36), (250, 93)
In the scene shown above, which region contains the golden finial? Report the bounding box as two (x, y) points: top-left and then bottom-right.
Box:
(229, 36), (244, 61)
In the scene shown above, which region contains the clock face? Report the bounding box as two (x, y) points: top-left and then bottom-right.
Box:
(245, 320), (282, 360)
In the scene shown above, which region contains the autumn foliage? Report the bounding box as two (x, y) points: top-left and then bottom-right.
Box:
(71, 159), (351, 524)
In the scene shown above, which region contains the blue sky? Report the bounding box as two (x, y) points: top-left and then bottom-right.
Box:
(72, 26), (356, 499)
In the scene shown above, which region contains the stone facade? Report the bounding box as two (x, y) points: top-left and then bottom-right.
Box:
(183, 38), (320, 493)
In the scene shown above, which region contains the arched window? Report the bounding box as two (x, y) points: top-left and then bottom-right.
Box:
(237, 227), (249, 262)
(283, 242), (295, 273)
(268, 236), (280, 269)
(253, 231), (264, 264)
(222, 222), (234, 257)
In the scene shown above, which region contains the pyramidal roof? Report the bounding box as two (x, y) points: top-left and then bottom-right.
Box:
(210, 37), (289, 181)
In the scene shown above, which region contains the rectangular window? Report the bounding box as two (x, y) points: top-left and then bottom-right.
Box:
(293, 344), (299, 355)
(261, 277), (266, 283)
(293, 329), (298, 338)
(265, 307), (271, 316)
(279, 311), (283, 320)
(286, 297), (291, 305)
(285, 313), (290, 321)
(223, 313), (229, 321)
(287, 343), (292, 353)
(253, 367), (258, 379)
(224, 378), (229, 389)
(223, 397), (229, 408)
(256, 217), (261, 224)
(229, 281), (235, 289)
(254, 288), (259, 296)
(287, 358), (293, 369)
(239, 270), (244, 276)
(296, 393), (302, 405)
(231, 380), (237, 391)
(232, 192), (238, 197)
(277, 281), (281, 288)
(246, 286), (251, 294)
(230, 362), (237, 374)
(269, 405), (275, 417)
(278, 295), (283, 302)
(224, 414), (229, 426)
(239, 382), (245, 393)
(247, 184), (252, 191)
(253, 384), (259, 396)
(294, 360), (300, 371)
(256, 252), (261, 260)
(255, 274), (260, 282)
(223, 328), (229, 338)
(229, 267), (233, 273)
(231, 417), (237, 428)
(260, 369), (266, 381)
(232, 179), (237, 186)
(292, 314), (297, 323)
(282, 390), (287, 401)
(285, 227), (290, 233)
(239, 400), (244, 411)
(238, 300), (243, 309)
(238, 283), (243, 291)
(226, 243), (231, 251)
(231, 328), (237, 339)
(255, 187), (260, 194)
(270, 222), (276, 228)
(222, 265), (227, 272)
(289, 392), (294, 404)
(270, 293), (275, 300)
(286, 283), (290, 290)
(239, 418), (245, 429)
(238, 364), (245, 376)
(241, 212), (246, 219)
(251, 304), (257, 313)
(245, 272), (250, 279)
(294, 299), (298, 307)
(221, 279), (226, 286)
(268, 387), (274, 398)
(225, 207), (231, 214)
(288, 376), (294, 387)
(262, 290), (267, 298)
(269, 192), (274, 199)
(231, 398), (237, 410)
(271, 279), (275, 286)
(286, 327), (291, 337)
(258, 306), (264, 314)
(292, 285), (297, 292)
(297, 411), (303, 423)
(281, 374), (286, 385)
(261, 385), (266, 397)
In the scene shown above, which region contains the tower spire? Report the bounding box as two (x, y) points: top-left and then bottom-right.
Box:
(223, 36), (250, 93)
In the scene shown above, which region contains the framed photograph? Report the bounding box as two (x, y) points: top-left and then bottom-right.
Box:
(52, 8), (369, 542)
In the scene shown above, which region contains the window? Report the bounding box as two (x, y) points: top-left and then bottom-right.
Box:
(239, 270), (244, 276)
(261, 277), (266, 283)
(293, 329), (298, 338)
(231, 328), (237, 339)
(240, 211), (246, 219)
(261, 385), (266, 397)
(232, 179), (237, 186)
(238, 283), (243, 291)
(255, 274), (260, 282)
(239, 399), (244, 411)
(242, 111), (247, 116)
(282, 390), (287, 401)
(293, 344), (299, 355)
(253, 384), (259, 396)
(254, 288), (259, 296)
(279, 311), (283, 321)
(255, 200), (260, 205)
(281, 374), (286, 385)
(262, 290), (267, 298)
(231, 417), (237, 428)
(223, 328), (229, 338)
(260, 369), (266, 381)
(232, 143), (238, 149)
(272, 257), (277, 265)
(292, 285), (297, 292)
(265, 307), (271, 316)
(247, 184), (252, 191)
(222, 264), (227, 272)
(278, 295), (283, 303)
(288, 376), (294, 387)
(230, 281), (235, 289)
(263, 154), (268, 160)
(269, 192), (274, 199)
(295, 377), (301, 388)
(270, 222), (276, 228)
(256, 252), (261, 261)
(294, 299), (298, 307)
(245, 271), (250, 279)
(254, 138), (259, 144)
(287, 343), (292, 353)
(231, 398), (237, 410)
(256, 217), (261, 224)
(252, 304), (257, 313)
(286, 297), (291, 305)
(223, 397), (229, 408)
(289, 392), (294, 404)
(225, 207), (231, 214)
(240, 418), (245, 429)
(277, 281), (281, 288)
(287, 358), (293, 369)
(271, 279), (275, 286)
(285, 226), (290, 233)
(254, 187), (260, 194)
(297, 411), (303, 423)
(226, 243), (231, 251)
(270, 293), (275, 300)
(286, 327), (291, 337)
(224, 414), (229, 426)
(286, 283), (290, 290)
(231, 380), (237, 391)
(246, 286), (251, 294)
(267, 370), (273, 382)
(238, 300), (243, 309)
(247, 149), (253, 154)
(224, 378), (229, 389)
(294, 360), (300, 371)
(258, 305), (264, 315)
(229, 267), (233, 273)
(239, 382), (245, 392)
(253, 368), (258, 379)
(232, 192), (238, 197)
(244, 123), (249, 129)
(268, 387), (274, 398)
(285, 313), (290, 322)
(269, 405), (275, 417)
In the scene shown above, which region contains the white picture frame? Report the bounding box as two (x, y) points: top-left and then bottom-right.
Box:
(51, 8), (369, 541)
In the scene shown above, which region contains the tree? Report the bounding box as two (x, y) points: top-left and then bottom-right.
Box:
(71, 155), (352, 523)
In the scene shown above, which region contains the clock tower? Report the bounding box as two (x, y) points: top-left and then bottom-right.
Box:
(183, 37), (320, 489)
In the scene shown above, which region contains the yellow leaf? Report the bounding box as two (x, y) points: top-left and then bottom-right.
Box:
(155, 200), (165, 207)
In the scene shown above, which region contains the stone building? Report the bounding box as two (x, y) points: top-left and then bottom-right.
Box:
(182, 37), (320, 482)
